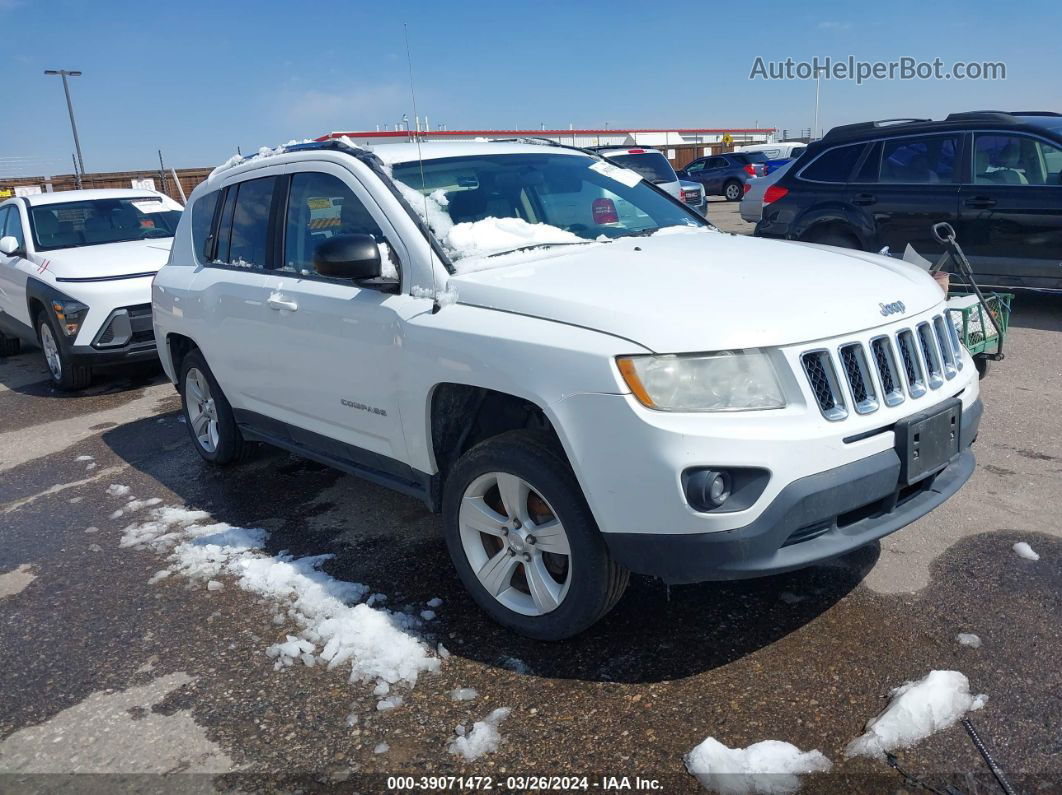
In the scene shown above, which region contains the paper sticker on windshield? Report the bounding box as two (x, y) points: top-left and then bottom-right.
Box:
(131, 200), (166, 213)
(589, 160), (642, 188)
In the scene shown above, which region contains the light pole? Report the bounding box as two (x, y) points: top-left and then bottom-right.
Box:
(44, 69), (86, 188)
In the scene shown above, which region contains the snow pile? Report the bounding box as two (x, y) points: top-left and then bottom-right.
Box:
(957, 633), (982, 648)
(411, 283), (458, 307)
(684, 737), (832, 795)
(1013, 542), (1040, 561)
(208, 139), (314, 179)
(448, 708), (511, 761)
(845, 670), (987, 758)
(109, 497), (162, 520)
(115, 500), (441, 692)
(446, 217), (583, 260)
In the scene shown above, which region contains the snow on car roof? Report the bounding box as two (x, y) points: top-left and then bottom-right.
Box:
(20, 188), (174, 207)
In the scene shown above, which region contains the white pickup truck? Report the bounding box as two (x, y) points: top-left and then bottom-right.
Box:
(151, 138), (981, 639)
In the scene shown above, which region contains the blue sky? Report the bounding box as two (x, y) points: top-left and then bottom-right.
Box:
(1, 0), (1057, 175)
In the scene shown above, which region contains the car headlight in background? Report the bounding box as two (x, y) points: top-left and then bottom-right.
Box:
(617, 349), (786, 411)
(51, 300), (89, 337)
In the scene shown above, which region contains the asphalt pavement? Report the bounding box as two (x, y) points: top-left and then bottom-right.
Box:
(1, 235), (1059, 793)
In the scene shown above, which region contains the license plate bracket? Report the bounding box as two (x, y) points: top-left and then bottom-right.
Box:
(895, 398), (961, 486)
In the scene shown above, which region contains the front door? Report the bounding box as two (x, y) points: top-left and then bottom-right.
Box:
(956, 132), (1062, 287)
(253, 165), (420, 467)
(0, 205), (34, 332)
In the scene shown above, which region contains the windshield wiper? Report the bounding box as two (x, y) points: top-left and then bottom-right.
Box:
(486, 241), (594, 258)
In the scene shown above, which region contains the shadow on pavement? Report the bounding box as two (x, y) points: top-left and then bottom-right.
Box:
(101, 412), (877, 685)
(1005, 291), (1060, 333)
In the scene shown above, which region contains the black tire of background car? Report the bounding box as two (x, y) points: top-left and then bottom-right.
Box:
(178, 349), (249, 465)
(37, 311), (92, 391)
(0, 333), (20, 357)
(975, 357), (990, 379)
(723, 180), (743, 201)
(442, 429), (629, 640)
(805, 229), (861, 249)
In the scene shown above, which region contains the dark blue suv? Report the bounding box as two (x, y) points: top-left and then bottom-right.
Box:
(677, 152), (768, 201)
(755, 111), (1062, 290)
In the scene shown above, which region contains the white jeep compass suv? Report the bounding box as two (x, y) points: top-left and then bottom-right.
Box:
(0, 189), (183, 389)
(152, 138), (981, 639)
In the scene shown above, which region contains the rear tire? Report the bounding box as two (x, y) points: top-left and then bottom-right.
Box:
(36, 311), (92, 390)
(442, 430), (628, 640)
(723, 180), (742, 201)
(178, 349), (248, 465)
(804, 228), (861, 249)
(0, 333), (20, 357)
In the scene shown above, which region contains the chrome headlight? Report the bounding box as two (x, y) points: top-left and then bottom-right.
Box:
(617, 349), (786, 411)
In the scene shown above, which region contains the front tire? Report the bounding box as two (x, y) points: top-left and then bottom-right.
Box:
(723, 180), (742, 201)
(37, 311), (91, 390)
(178, 349), (248, 465)
(442, 431), (628, 640)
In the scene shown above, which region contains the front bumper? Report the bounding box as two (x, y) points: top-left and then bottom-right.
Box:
(68, 341), (159, 367)
(603, 397), (981, 583)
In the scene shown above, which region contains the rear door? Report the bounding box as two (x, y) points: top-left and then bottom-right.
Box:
(697, 157), (730, 193)
(956, 131), (1062, 287)
(846, 133), (962, 256)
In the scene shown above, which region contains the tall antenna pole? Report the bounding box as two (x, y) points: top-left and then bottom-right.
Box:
(813, 69), (821, 140)
(404, 22), (438, 303)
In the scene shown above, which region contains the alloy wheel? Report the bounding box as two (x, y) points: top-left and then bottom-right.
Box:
(184, 367), (220, 453)
(458, 471), (573, 616)
(40, 323), (62, 381)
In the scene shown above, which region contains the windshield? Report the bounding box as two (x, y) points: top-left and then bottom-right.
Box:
(390, 153), (705, 262)
(30, 197), (182, 251)
(605, 152), (677, 183)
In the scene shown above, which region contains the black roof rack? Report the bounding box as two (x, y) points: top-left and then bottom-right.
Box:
(822, 118), (931, 140)
(490, 136), (566, 147)
(944, 111), (1016, 122)
(1008, 111), (1062, 117)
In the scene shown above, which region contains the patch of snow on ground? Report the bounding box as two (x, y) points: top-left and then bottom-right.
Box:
(427, 597), (443, 608)
(75, 455), (94, 462)
(450, 687), (478, 701)
(845, 670), (987, 758)
(116, 499), (441, 693)
(957, 633), (982, 648)
(106, 484), (131, 498)
(500, 656), (530, 675)
(448, 708), (511, 760)
(1013, 541), (1040, 561)
(684, 737), (832, 795)
(376, 695), (403, 711)
(420, 610), (436, 621)
(373, 742), (390, 754)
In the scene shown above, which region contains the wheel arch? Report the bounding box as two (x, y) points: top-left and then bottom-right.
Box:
(164, 332), (198, 384)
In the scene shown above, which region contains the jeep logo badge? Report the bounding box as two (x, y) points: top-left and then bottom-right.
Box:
(879, 300), (906, 317)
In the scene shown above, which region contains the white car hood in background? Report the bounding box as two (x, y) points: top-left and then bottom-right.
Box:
(39, 239), (173, 280)
(450, 231), (943, 352)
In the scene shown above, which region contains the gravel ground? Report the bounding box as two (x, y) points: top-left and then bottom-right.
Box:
(1, 244), (1059, 793)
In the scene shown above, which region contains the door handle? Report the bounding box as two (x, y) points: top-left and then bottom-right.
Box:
(964, 196), (996, 209)
(267, 295), (298, 312)
(852, 193), (877, 206)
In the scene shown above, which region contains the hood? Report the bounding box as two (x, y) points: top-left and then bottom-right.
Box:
(39, 239), (173, 281)
(449, 230), (943, 352)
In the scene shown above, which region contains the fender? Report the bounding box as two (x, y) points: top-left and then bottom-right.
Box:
(790, 201), (872, 248)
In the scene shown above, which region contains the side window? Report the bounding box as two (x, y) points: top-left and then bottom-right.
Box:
(880, 135), (958, 184)
(0, 208), (9, 243)
(3, 207), (24, 247)
(215, 177), (275, 269)
(684, 160), (705, 174)
(190, 189), (221, 264)
(706, 157), (727, 169)
(800, 144), (865, 183)
(281, 172), (389, 277)
(973, 134), (1062, 186)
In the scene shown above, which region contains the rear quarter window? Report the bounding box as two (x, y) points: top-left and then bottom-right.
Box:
(799, 144), (866, 183)
(190, 190), (221, 264)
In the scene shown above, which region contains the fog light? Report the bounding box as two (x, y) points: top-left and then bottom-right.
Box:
(685, 469), (732, 510)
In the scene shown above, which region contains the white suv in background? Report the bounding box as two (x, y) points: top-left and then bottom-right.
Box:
(152, 138), (981, 639)
(0, 189), (183, 389)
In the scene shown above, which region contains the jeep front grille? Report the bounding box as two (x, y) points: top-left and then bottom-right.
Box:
(800, 350), (847, 421)
(800, 313), (958, 421)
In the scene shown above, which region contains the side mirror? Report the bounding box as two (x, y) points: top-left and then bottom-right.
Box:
(0, 236), (21, 256)
(313, 234), (382, 280)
